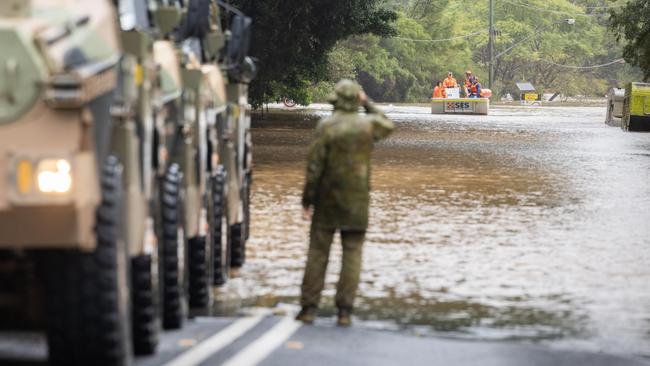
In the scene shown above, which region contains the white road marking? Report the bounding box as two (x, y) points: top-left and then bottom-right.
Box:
(221, 310), (302, 366)
(162, 309), (270, 366)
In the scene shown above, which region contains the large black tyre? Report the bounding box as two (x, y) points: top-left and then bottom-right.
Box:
(211, 166), (229, 285)
(39, 156), (132, 366)
(160, 163), (184, 329)
(188, 236), (210, 310)
(131, 254), (158, 355)
(229, 223), (245, 268)
(243, 135), (252, 242)
(229, 174), (250, 268)
(244, 172), (252, 241)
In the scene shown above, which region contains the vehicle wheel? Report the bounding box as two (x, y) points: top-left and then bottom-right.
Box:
(131, 254), (159, 355)
(244, 172), (251, 241)
(39, 156), (132, 366)
(283, 97), (296, 108)
(229, 223), (245, 268)
(160, 163), (184, 329)
(211, 165), (229, 285)
(188, 235), (210, 310)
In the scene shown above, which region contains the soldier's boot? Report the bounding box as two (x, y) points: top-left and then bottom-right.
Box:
(296, 306), (317, 324)
(337, 308), (351, 327)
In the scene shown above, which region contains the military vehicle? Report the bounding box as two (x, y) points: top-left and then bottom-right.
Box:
(621, 82), (650, 132)
(163, 0), (255, 287)
(0, 0), (256, 362)
(605, 87), (625, 127)
(117, 0), (223, 330)
(144, 0), (256, 320)
(0, 0), (151, 364)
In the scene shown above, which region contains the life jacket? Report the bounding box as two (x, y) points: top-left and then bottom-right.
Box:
(480, 88), (492, 98)
(433, 86), (446, 98)
(469, 83), (478, 95)
(443, 77), (457, 88)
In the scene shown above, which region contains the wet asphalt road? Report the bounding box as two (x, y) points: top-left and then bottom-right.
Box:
(2, 307), (648, 366)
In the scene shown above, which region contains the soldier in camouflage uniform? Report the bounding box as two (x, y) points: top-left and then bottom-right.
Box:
(296, 79), (394, 326)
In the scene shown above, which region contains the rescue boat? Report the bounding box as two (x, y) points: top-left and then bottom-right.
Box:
(431, 87), (490, 115)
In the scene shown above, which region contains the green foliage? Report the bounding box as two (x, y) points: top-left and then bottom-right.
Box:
(312, 0), (641, 102)
(610, 0), (650, 81)
(230, 0), (397, 107)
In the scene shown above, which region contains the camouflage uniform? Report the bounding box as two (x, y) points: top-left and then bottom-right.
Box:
(300, 80), (394, 311)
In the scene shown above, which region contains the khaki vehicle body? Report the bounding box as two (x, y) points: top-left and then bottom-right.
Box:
(164, 0), (256, 278)
(224, 82), (251, 223)
(0, 1), (257, 362)
(154, 40), (183, 104)
(179, 62), (229, 239)
(0, 0), (120, 251)
(0, 1), (148, 365)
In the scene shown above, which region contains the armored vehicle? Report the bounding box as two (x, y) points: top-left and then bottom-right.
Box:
(143, 0), (256, 320)
(0, 0), (148, 364)
(622, 82), (650, 132)
(0, 0), (210, 362)
(163, 0), (256, 292)
(0, 0), (256, 362)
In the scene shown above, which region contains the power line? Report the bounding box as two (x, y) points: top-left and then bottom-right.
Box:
(499, 0), (606, 17)
(392, 29), (487, 42)
(539, 58), (625, 69)
(570, 1), (626, 9)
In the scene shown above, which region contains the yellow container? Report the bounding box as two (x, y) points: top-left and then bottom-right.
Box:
(622, 82), (650, 131)
(524, 93), (538, 101)
(627, 83), (650, 117)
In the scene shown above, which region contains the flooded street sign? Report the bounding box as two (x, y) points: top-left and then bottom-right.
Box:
(242, 104), (650, 358)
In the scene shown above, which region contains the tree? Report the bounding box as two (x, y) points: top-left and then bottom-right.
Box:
(230, 0), (397, 106)
(610, 0), (650, 81)
(305, 0), (636, 103)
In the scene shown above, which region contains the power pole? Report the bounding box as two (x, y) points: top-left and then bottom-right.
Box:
(488, 0), (494, 91)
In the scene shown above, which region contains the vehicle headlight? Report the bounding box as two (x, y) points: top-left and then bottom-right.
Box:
(9, 156), (75, 204)
(35, 159), (72, 193)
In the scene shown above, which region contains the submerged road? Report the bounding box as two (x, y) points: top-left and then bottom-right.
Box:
(240, 104), (650, 359)
(1, 104), (649, 365)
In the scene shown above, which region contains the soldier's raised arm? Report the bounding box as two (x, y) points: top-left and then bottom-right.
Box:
(362, 97), (394, 141)
(301, 125), (328, 209)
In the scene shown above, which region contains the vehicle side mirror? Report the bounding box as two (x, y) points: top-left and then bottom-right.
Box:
(154, 7), (182, 36)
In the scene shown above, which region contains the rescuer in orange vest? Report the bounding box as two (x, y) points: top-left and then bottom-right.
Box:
(443, 72), (457, 88)
(468, 76), (482, 98)
(463, 70), (473, 96)
(433, 80), (447, 98)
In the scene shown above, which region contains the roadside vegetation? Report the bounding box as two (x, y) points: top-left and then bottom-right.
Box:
(234, 0), (642, 105)
(609, 0), (650, 81)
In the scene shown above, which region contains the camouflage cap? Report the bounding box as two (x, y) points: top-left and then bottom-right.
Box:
(328, 79), (362, 111)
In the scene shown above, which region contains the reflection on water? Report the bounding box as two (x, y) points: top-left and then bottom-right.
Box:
(228, 105), (650, 357)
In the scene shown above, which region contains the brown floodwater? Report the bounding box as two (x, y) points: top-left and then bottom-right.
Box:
(222, 104), (650, 358)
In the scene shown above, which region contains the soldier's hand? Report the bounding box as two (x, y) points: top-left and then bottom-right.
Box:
(302, 207), (313, 221)
(358, 90), (368, 105)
